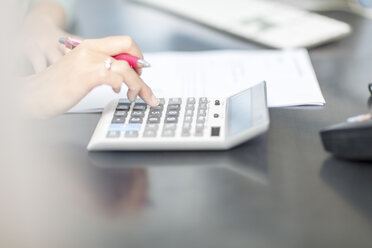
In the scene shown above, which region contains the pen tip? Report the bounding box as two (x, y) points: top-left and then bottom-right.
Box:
(138, 59), (151, 68)
(58, 37), (66, 44)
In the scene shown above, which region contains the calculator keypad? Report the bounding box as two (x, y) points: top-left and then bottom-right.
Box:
(107, 97), (223, 139)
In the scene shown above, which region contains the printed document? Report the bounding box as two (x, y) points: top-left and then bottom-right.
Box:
(68, 49), (325, 113)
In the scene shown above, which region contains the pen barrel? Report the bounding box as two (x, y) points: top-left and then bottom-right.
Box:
(113, 54), (140, 68)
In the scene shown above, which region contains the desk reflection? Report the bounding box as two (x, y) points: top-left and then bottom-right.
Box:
(321, 158), (372, 220)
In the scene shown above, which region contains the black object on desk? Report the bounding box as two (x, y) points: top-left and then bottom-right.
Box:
(320, 83), (372, 161)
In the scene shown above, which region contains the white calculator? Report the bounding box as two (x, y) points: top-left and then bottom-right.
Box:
(87, 82), (269, 151)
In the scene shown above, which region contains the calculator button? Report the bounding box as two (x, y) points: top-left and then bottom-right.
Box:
(211, 127), (220, 137)
(135, 99), (146, 104)
(183, 122), (192, 130)
(196, 123), (204, 129)
(165, 117), (178, 123)
(184, 116), (193, 123)
(182, 129), (191, 137)
(187, 97), (196, 104)
(198, 103), (208, 110)
(169, 98), (182, 104)
(158, 98), (165, 105)
(198, 109), (206, 116)
(129, 117), (143, 123)
(199, 97), (208, 104)
(143, 130), (157, 138)
(167, 104), (180, 111)
(116, 104), (130, 111)
(149, 110), (162, 116)
(131, 111), (145, 117)
(133, 104), (147, 111)
(148, 117), (161, 124)
(214, 114), (219, 118)
(112, 116), (126, 124)
(114, 111), (128, 117)
(162, 130), (175, 137)
(166, 110), (179, 116)
(164, 123), (177, 130)
(215, 100), (221, 106)
(125, 131), (139, 138)
(107, 131), (120, 138)
(185, 110), (194, 116)
(150, 105), (164, 111)
(195, 129), (204, 137)
(196, 116), (206, 123)
(145, 124), (159, 130)
(186, 104), (195, 110)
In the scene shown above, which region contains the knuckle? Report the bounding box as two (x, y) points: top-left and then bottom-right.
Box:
(123, 36), (134, 48)
(128, 84), (140, 93)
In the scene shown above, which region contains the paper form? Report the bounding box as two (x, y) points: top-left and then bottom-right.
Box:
(68, 49), (325, 113)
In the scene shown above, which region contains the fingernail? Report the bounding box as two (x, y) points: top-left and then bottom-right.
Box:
(151, 95), (159, 106)
(128, 92), (137, 102)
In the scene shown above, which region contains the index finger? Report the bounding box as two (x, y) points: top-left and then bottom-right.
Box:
(83, 36), (143, 59)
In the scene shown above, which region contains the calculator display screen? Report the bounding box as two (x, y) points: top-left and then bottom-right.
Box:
(227, 88), (253, 137)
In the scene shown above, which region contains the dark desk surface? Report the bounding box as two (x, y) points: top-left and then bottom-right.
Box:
(6, 0), (372, 247)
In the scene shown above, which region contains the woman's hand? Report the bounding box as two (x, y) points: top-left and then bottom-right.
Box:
(23, 36), (159, 119)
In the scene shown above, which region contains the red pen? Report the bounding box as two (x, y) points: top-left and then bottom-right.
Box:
(58, 37), (151, 68)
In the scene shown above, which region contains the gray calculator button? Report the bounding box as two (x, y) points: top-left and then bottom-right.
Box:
(150, 110), (162, 116)
(199, 97), (208, 104)
(131, 111), (145, 117)
(195, 129), (204, 137)
(169, 98), (182, 104)
(183, 122), (192, 130)
(165, 117), (178, 123)
(187, 97), (196, 104)
(116, 104), (130, 111)
(184, 116), (193, 123)
(133, 104), (147, 111)
(162, 130), (175, 137)
(150, 105), (164, 111)
(125, 131), (139, 138)
(143, 130), (157, 138)
(129, 117), (143, 123)
(112, 116), (126, 123)
(114, 111), (128, 117)
(215, 100), (221, 106)
(158, 98), (165, 105)
(214, 114), (219, 118)
(107, 131), (120, 138)
(186, 104), (195, 110)
(148, 117), (161, 124)
(167, 110), (179, 116)
(145, 124), (159, 130)
(167, 104), (180, 111)
(135, 99), (146, 104)
(185, 110), (194, 116)
(196, 116), (206, 123)
(196, 123), (204, 129)
(198, 109), (206, 116)
(164, 123), (177, 130)
(198, 103), (207, 110)
(182, 129), (191, 137)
